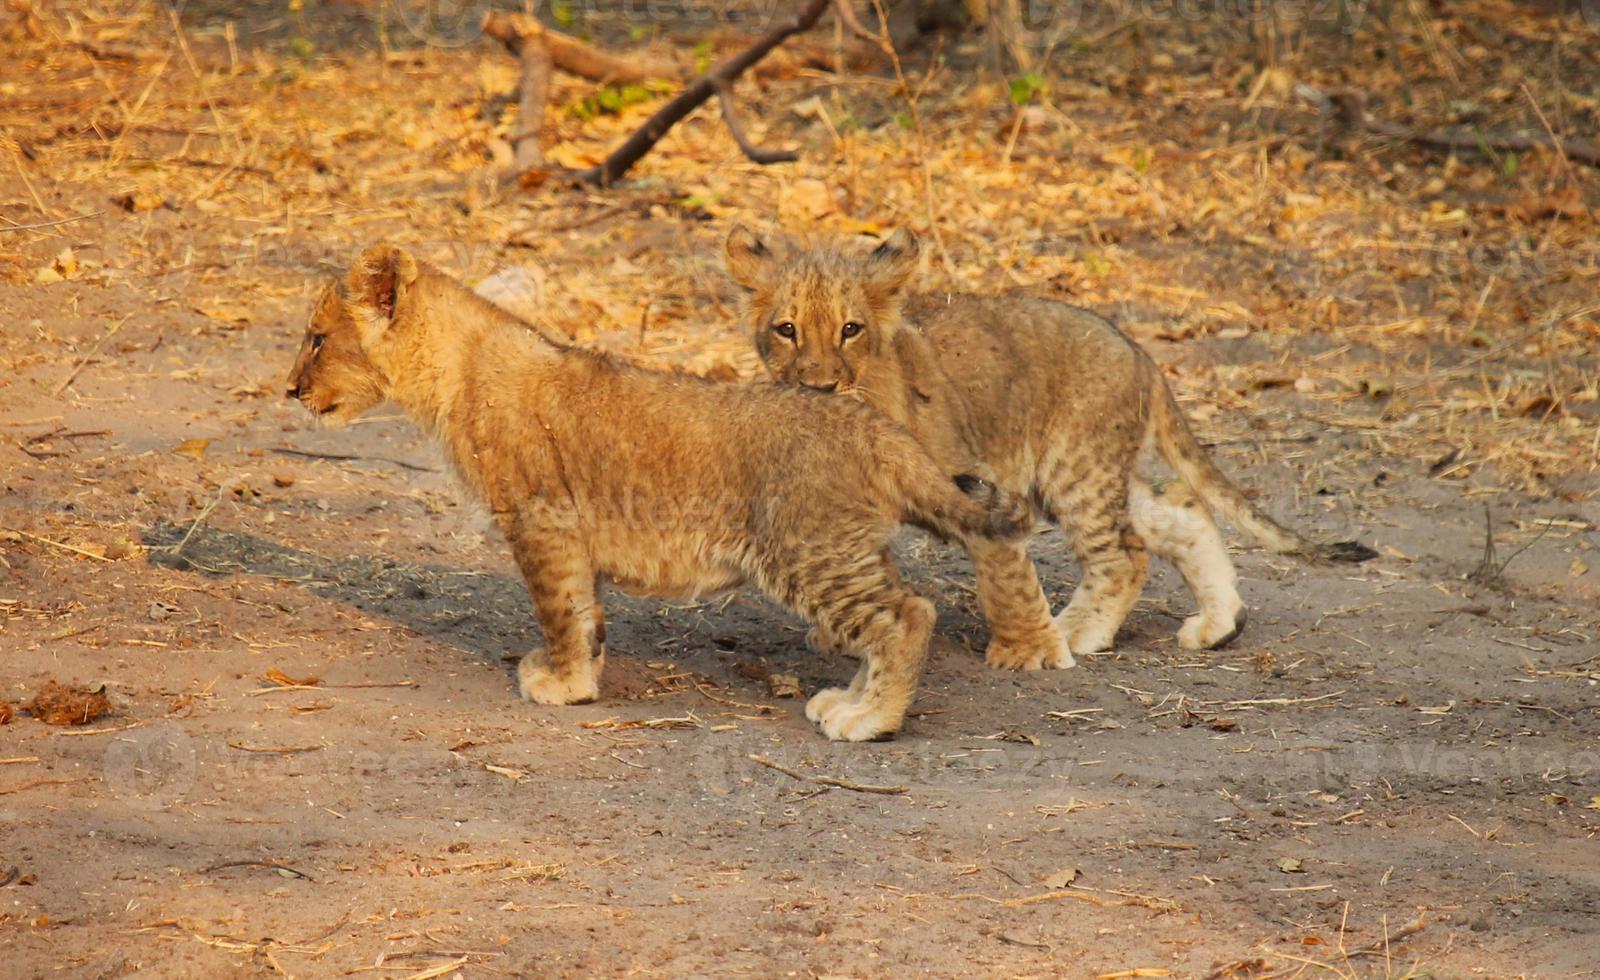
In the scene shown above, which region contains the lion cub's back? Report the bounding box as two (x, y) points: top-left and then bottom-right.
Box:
(909, 292), (1149, 458)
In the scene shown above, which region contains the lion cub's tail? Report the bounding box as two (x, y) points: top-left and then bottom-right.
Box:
(902, 471), (1034, 545)
(1148, 365), (1376, 563)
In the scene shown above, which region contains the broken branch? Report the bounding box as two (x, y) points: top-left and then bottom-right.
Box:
(749, 754), (907, 795)
(482, 11), (676, 86)
(715, 81), (799, 165)
(569, 0), (832, 187)
(1327, 89), (1600, 168)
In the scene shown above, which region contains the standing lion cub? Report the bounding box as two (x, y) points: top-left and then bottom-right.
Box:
(726, 227), (1375, 667)
(284, 244), (1034, 741)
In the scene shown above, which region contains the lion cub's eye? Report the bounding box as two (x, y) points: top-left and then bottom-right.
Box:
(772, 322), (796, 340)
(841, 321), (864, 341)
(310, 334), (326, 352)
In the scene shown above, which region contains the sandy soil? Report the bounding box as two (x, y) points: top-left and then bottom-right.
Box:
(2, 2), (1598, 977)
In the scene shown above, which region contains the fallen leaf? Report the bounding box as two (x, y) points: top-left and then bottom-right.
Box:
(0, 701), (13, 725)
(171, 438), (210, 459)
(766, 673), (802, 698)
(784, 177), (838, 219)
(1542, 793), (1569, 806)
(262, 667), (320, 688)
(36, 247), (78, 283)
(272, 473), (296, 488)
(1584, 796), (1600, 812)
(1570, 556), (1589, 578)
(113, 189), (164, 213)
(1042, 866), (1080, 888)
(22, 681), (112, 726)
(1276, 858), (1306, 874)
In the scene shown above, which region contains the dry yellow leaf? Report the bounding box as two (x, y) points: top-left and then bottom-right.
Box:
(172, 438), (210, 459)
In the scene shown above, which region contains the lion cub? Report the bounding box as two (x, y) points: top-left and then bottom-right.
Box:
(284, 244), (1033, 741)
(726, 227), (1375, 667)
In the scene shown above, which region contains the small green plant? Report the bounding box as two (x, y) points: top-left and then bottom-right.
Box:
(288, 36), (315, 63)
(1133, 146), (1151, 175)
(1502, 151), (1519, 178)
(552, 1), (575, 28)
(569, 83), (661, 121)
(1009, 70), (1046, 106)
(893, 112), (913, 130)
(693, 40), (715, 75)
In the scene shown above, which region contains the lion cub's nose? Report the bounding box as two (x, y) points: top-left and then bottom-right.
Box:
(286, 383), (303, 400)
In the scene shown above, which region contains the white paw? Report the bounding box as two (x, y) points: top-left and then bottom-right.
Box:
(804, 685), (855, 724)
(1055, 609), (1115, 655)
(1177, 608), (1247, 650)
(517, 649), (601, 705)
(811, 697), (898, 742)
(985, 629), (1076, 671)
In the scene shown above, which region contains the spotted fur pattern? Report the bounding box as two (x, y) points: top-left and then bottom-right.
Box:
(284, 245), (1034, 741)
(726, 227), (1374, 664)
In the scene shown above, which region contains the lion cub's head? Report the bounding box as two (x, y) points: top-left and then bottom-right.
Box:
(724, 226), (920, 394)
(285, 245), (419, 426)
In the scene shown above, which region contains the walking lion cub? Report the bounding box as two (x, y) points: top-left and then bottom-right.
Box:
(726, 227), (1374, 668)
(284, 244), (1033, 741)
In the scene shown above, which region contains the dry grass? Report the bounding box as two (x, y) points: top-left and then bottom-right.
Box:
(2, 0), (1595, 504)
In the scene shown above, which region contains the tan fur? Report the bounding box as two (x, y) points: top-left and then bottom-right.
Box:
(284, 244), (1033, 741)
(726, 227), (1373, 662)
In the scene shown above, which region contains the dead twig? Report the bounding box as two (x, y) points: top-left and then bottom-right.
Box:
(1326, 89), (1600, 167)
(0, 775), (100, 795)
(715, 81), (799, 164)
(748, 754), (907, 795)
(0, 211), (103, 233)
(1, 527), (113, 562)
(268, 446), (437, 473)
(54, 315), (132, 397)
(199, 860), (317, 883)
(565, 0), (832, 187)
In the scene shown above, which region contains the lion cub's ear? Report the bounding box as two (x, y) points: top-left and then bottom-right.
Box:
(864, 228), (921, 296)
(724, 225), (775, 289)
(347, 244), (420, 331)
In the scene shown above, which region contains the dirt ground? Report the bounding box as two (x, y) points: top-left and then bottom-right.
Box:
(3, 1), (1599, 977)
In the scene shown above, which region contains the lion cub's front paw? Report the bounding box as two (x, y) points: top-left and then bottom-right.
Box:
(1053, 609), (1116, 656)
(1177, 607), (1247, 651)
(804, 685), (855, 724)
(808, 694), (898, 742)
(518, 649), (601, 705)
(985, 628), (1076, 671)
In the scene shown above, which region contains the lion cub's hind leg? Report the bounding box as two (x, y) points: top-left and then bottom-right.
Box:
(509, 531), (605, 705)
(1129, 479), (1246, 650)
(774, 547), (934, 742)
(1046, 469), (1150, 655)
(802, 593), (935, 742)
(970, 538), (1075, 671)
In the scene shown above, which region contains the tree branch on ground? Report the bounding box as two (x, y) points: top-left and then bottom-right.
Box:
(486, 2), (831, 188)
(1311, 87), (1600, 168)
(715, 80), (799, 165)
